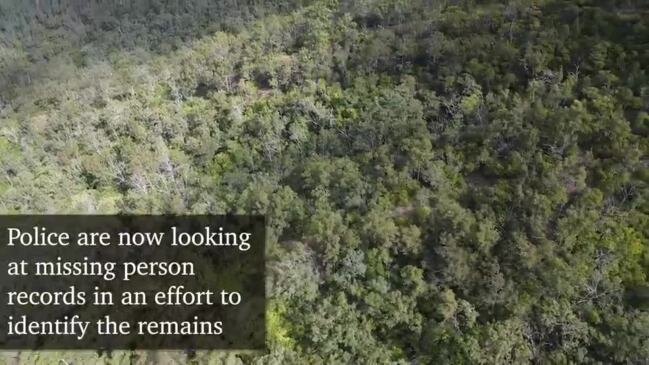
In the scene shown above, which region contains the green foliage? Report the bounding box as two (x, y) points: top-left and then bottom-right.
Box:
(1, 0), (648, 363)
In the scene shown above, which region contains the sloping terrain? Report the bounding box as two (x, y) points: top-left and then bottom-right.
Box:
(0, 0), (648, 363)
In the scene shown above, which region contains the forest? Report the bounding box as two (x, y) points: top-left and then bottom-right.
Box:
(0, 0), (648, 363)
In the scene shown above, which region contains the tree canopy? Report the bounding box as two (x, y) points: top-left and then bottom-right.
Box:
(0, 0), (648, 363)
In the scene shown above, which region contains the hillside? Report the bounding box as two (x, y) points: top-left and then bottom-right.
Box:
(0, 0), (648, 363)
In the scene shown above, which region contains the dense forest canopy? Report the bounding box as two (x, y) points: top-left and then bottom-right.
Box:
(0, 0), (648, 364)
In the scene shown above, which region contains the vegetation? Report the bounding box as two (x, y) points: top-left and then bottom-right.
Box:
(1, 0), (648, 363)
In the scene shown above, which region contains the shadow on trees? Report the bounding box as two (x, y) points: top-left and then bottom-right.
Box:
(0, 0), (308, 100)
